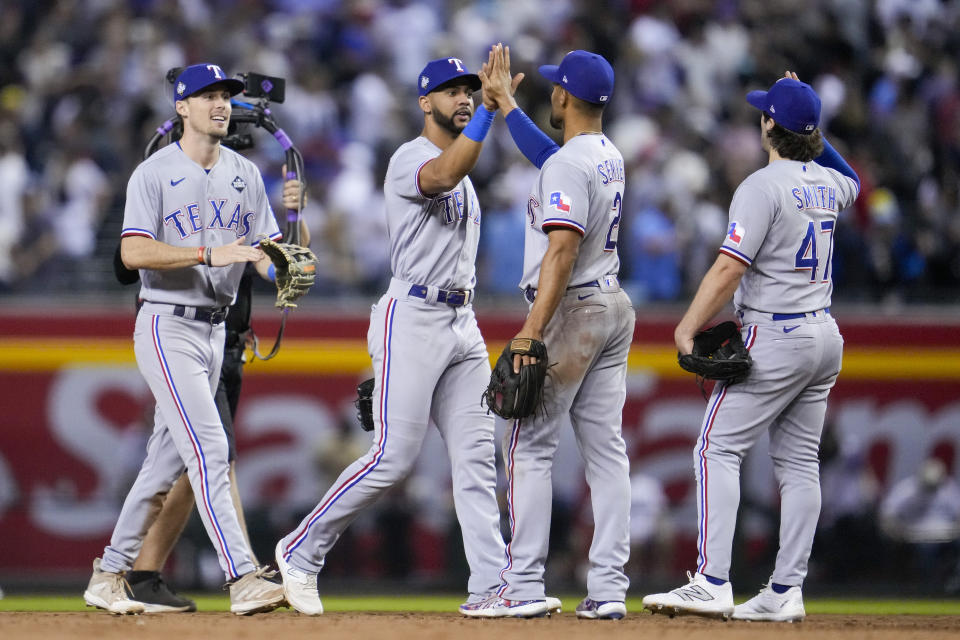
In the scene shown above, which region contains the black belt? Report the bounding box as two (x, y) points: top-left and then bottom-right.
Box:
(173, 304), (228, 325)
(772, 307), (830, 321)
(524, 280), (600, 304)
(408, 284), (472, 307)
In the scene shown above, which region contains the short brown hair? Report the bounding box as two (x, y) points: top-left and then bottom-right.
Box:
(763, 113), (824, 162)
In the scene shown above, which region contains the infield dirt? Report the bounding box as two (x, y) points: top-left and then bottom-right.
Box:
(2, 611), (959, 640)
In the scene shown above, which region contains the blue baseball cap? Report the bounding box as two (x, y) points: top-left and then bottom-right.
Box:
(746, 78), (821, 134)
(538, 50), (614, 105)
(418, 57), (481, 97)
(174, 64), (244, 103)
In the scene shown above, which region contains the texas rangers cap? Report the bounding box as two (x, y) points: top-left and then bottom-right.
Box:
(418, 58), (481, 97)
(746, 78), (821, 134)
(538, 50), (614, 105)
(174, 64), (244, 103)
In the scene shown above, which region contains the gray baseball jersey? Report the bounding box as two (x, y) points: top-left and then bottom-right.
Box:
(520, 134), (623, 289)
(719, 160), (858, 313)
(384, 137), (481, 290)
(121, 143), (281, 307)
(101, 142), (279, 582)
(500, 132), (634, 603)
(691, 157), (859, 588)
(279, 135), (506, 603)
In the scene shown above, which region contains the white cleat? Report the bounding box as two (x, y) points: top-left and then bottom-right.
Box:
(732, 583), (805, 622)
(642, 571), (734, 620)
(459, 594), (549, 618)
(228, 565), (285, 615)
(275, 541), (323, 615)
(83, 558), (145, 615)
(546, 596), (562, 614)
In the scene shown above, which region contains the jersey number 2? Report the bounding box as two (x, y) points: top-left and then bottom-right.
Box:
(795, 220), (835, 282)
(604, 192), (622, 252)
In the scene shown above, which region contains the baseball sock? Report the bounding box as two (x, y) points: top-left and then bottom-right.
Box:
(703, 574), (727, 586)
(771, 582), (793, 593)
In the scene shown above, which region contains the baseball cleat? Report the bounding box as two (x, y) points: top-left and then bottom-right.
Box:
(228, 565), (285, 615)
(128, 571), (196, 613)
(642, 571), (733, 619)
(732, 583), (805, 622)
(546, 596), (562, 614)
(275, 541), (323, 615)
(575, 598), (626, 619)
(459, 595), (550, 618)
(83, 558), (145, 615)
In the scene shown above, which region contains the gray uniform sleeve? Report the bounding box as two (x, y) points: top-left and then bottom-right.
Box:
(121, 165), (161, 239)
(824, 168), (859, 212)
(249, 170), (282, 246)
(389, 142), (439, 201)
(539, 158), (590, 235)
(719, 182), (776, 266)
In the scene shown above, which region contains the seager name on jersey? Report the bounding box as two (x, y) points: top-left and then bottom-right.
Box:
(164, 199), (258, 239)
(791, 185), (837, 212)
(597, 157), (625, 185)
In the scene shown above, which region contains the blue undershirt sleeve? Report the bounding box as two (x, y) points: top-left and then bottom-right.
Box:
(815, 137), (860, 190)
(505, 108), (560, 169)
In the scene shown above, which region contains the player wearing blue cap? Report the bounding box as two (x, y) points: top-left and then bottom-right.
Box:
(274, 51), (545, 617)
(642, 72), (860, 622)
(83, 63), (286, 616)
(469, 45), (634, 619)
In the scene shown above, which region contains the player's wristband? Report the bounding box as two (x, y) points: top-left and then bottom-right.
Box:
(267, 263), (276, 282)
(197, 246), (206, 265)
(462, 104), (495, 142)
(204, 246), (213, 266)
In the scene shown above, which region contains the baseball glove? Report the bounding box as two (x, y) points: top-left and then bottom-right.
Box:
(483, 338), (548, 420)
(678, 321), (753, 384)
(257, 236), (318, 308)
(355, 377), (375, 432)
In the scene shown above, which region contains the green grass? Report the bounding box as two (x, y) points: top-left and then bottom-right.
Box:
(2, 595), (960, 615)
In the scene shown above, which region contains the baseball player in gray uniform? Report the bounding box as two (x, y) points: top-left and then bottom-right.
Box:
(83, 64), (285, 616)
(470, 46), (634, 619)
(642, 72), (860, 622)
(275, 53), (514, 616)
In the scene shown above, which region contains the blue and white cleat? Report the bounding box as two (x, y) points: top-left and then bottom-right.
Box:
(575, 598), (626, 619)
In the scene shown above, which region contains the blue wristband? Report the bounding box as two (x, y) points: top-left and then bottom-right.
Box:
(267, 263), (276, 282)
(462, 104), (495, 142)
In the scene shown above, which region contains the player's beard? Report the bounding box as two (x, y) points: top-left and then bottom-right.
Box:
(431, 107), (469, 137)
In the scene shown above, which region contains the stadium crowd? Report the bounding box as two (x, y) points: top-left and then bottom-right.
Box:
(0, 0), (958, 305)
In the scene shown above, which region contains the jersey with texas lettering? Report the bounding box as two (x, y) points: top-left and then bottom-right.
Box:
(121, 143), (281, 307)
(384, 136), (481, 291)
(520, 133), (624, 291)
(720, 158), (858, 314)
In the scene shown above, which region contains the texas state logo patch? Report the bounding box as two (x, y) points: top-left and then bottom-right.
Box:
(727, 221), (745, 245)
(549, 191), (571, 213)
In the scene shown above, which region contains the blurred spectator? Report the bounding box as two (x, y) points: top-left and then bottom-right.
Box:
(0, 0), (957, 302)
(880, 458), (960, 593)
(0, 120), (28, 289)
(813, 427), (882, 584)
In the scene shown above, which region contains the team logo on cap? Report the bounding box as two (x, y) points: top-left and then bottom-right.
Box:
(421, 76), (429, 89)
(232, 176), (246, 193)
(177, 81), (186, 96)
